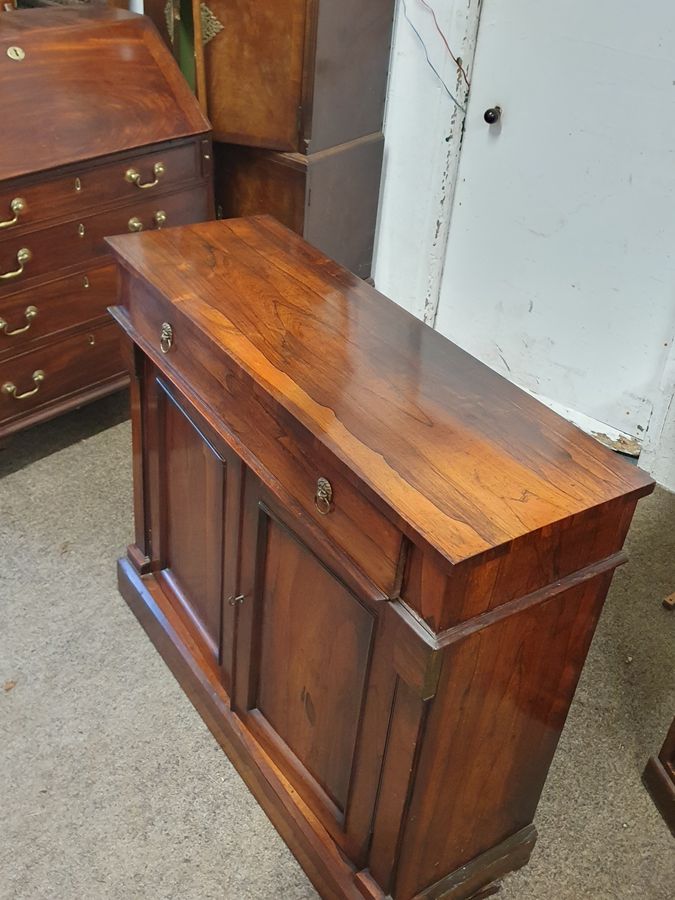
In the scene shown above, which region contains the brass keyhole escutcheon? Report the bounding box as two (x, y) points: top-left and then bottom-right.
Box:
(7, 46), (25, 61)
(314, 477), (333, 515)
(160, 322), (173, 354)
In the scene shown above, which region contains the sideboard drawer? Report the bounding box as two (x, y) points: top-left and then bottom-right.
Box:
(0, 140), (205, 234)
(126, 287), (402, 595)
(0, 264), (118, 358)
(0, 189), (208, 292)
(0, 322), (124, 424)
(270, 448), (402, 597)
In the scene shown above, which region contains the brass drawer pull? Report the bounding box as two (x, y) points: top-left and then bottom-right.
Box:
(125, 161), (165, 189)
(0, 197), (26, 230)
(0, 304), (37, 336)
(2, 369), (45, 400)
(0, 247), (31, 280)
(128, 211), (168, 233)
(315, 477), (333, 515)
(160, 322), (173, 354)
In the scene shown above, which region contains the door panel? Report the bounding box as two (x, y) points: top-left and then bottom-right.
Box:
(234, 473), (379, 850)
(161, 388), (224, 653)
(149, 375), (242, 687)
(256, 515), (374, 812)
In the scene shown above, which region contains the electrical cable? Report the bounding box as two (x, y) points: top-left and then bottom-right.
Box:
(400, 0), (466, 114)
(416, 0), (471, 88)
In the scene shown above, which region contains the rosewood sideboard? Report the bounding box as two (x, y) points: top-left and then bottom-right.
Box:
(0, 7), (212, 438)
(107, 217), (654, 900)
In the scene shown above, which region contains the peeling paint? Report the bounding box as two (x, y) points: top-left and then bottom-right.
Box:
(591, 431), (641, 457)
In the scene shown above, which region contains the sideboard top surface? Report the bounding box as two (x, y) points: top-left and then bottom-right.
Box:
(108, 216), (654, 566)
(0, 8), (210, 182)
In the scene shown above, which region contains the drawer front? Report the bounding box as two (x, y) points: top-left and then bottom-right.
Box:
(0, 140), (207, 235)
(124, 284), (402, 595)
(0, 188), (210, 292)
(0, 322), (124, 425)
(0, 264), (118, 358)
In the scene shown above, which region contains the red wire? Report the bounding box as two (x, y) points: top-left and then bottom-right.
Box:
(416, 0), (471, 88)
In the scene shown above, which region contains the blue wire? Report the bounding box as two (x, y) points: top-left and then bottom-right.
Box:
(400, 0), (466, 114)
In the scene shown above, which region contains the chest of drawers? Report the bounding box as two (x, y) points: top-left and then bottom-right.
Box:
(0, 8), (212, 437)
(108, 217), (653, 899)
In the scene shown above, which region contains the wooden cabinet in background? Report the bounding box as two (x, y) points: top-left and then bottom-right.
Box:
(202, 0), (395, 278)
(202, 0), (395, 153)
(0, 7), (213, 437)
(107, 217), (654, 899)
(215, 135), (384, 280)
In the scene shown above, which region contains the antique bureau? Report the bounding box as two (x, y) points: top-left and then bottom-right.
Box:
(0, 7), (212, 438)
(108, 217), (654, 900)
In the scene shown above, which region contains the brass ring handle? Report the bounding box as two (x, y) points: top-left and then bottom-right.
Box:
(160, 322), (173, 354)
(2, 369), (45, 400)
(0, 304), (37, 336)
(0, 197), (27, 230)
(314, 477), (333, 515)
(0, 247), (32, 280)
(125, 161), (165, 189)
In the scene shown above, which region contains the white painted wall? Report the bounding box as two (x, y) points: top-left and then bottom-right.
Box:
(373, 0), (480, 319)
(374, 0), (675, 485)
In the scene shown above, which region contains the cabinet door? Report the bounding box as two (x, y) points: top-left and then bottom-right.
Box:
(233, 472), (386, 858)
(146, 372), (242, 690)
(204, 0), (307, 150)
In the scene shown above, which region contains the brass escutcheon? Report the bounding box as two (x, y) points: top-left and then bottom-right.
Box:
(7, 46), (25, 61)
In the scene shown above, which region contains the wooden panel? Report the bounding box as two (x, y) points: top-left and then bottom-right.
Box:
(204, 0), (308, 150)
(0, 188), (209, 292)
(368, 678), (427, 893)
(0, 263), (118, 359)
(393, 570), (615, 899)
(234, 476), (376, 845)
(308, 0), (395, 152)
(0, 9), (209, 182)
(304, 133), (384, 278)
(215, 134), (384, 278)
(107, 217), (654, 572)
(214, 144), (306, 236)
(0, 320), (124, 427)
(156, 387), (227, 660)
(0, 139), (205, 233)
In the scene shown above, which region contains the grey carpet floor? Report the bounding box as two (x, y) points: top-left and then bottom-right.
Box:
(1, 393), (673, 900)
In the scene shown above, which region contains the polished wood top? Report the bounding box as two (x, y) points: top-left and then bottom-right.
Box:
(108, 216), (654, 566)
(0, 9), (209, 182)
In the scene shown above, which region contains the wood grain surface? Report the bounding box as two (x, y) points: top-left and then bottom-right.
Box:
(107, 217), (654, 569)
(0, 8), (209, 181)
